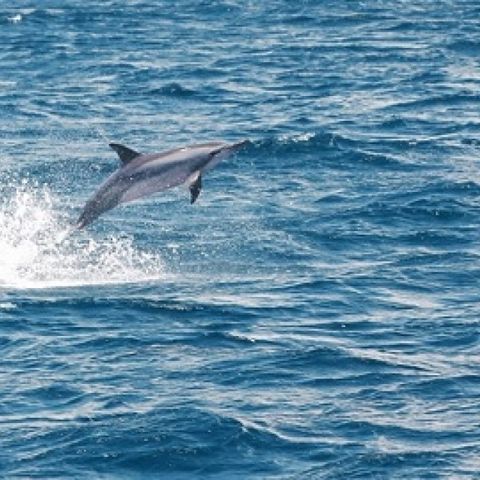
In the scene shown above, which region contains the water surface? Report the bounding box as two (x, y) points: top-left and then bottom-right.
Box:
(1, 1), (479, 478)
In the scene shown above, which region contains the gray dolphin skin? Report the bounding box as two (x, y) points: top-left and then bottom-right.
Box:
(76, 140), (248, 229)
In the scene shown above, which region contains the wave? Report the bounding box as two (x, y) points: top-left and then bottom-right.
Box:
(250, 131), (419, 171)
(447, 40), (480, 56)
(384, 93), (480, 112)
(148, 82), (198, 98)
(3, 8), (36, 24)
(254, 131), (342, 154)
(0, 182), (165, 289)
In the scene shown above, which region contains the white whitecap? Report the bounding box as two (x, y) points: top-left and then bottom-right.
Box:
(279, 132), (316, 143)
(0, 302), (16, 310)
(7, 14), (22, 24)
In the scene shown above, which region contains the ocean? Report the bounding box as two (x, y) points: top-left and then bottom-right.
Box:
(1, 1), (479, 478)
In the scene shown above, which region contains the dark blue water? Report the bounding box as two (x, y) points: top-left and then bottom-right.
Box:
(1, 1), (479, 478)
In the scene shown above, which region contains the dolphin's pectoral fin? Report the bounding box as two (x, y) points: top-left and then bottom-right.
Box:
(109, 143), (141, 165)
(189, 172), (202, 204)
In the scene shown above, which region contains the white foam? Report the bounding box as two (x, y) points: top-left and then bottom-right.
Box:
(279, 132), (316, 143)
(7, 14), (23, 24)
(7, 9), (35, 24)
(0, 182), (165, 289)
(0, 302), (16, 310)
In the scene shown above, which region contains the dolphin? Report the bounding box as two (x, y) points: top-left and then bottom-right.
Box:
(76, 140), (248, 229)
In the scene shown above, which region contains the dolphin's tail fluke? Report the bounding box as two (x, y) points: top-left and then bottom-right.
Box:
(75, 220), (86, 230)
(74, 213), (93, 230)
(74, 214), (88, 230)
(53, 225), (77, 245)
(75, 201), (103, 230)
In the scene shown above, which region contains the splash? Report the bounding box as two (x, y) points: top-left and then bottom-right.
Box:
(0, 182), (165, 289)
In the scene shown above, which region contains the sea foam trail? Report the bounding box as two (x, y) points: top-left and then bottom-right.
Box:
(0, 182), (165, 289)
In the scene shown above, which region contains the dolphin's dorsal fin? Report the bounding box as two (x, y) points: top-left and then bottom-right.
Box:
(189, 171), (202, 204)
(109, 143), (141, 165)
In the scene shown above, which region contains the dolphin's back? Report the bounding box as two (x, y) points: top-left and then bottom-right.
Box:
(129, 142), (226, 170)
(132, 142), (224, 163)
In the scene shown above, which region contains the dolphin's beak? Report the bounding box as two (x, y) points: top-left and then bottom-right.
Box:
(231, 139), (250, 151)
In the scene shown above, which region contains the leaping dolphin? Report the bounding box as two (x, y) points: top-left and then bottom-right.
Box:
(76, 140), (248, 229)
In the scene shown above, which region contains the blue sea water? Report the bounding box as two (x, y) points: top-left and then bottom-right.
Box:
(1, 1), (479, 478)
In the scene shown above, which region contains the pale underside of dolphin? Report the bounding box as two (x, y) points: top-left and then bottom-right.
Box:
(76, 140), (248, 229)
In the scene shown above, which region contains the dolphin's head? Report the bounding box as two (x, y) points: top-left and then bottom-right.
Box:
(203, 140), (250, 171)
